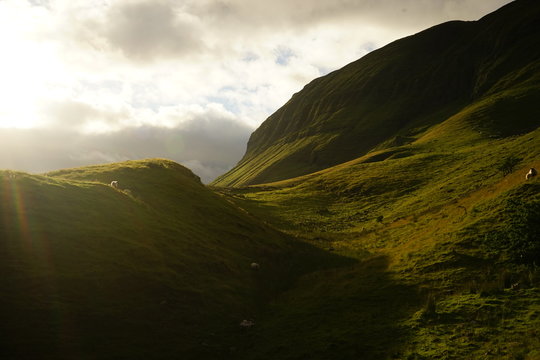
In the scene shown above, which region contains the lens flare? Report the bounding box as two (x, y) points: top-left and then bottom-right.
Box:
(5, 174), (31, 244)
(1, 172), (79, 356)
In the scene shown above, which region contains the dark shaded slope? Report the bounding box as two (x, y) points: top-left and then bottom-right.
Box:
(0, 159), (350, 360)
(213, 0), (540, 187)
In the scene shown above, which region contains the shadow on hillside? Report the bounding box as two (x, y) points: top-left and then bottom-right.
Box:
(235, 255), (422, 360)
(249, 235), (359, 304)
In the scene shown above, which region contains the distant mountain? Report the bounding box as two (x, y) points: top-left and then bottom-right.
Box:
(213, 0), (540, 187)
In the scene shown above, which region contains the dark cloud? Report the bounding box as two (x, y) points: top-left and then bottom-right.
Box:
(103, 0), (203, 62)
(40, 100), (125, 129)
(61, 0), (511, 66)
(191, 0), (512, 33)
(0, 115), (252, 183)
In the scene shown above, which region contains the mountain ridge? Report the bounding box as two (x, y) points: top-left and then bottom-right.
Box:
(212, 0), (540, 187)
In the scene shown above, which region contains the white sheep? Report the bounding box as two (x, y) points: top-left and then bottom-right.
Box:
(250, 262), (260, 270)
(239, 319), (255, 328)
(110, 180), (119, 189)
(526, 168), (537, 180)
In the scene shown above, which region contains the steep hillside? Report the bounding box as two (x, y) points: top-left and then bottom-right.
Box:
(0, 159), (348, 360)
(209, 2), (540, 354)
(218, 124), (540, 359)
(213, 0), (540, 187)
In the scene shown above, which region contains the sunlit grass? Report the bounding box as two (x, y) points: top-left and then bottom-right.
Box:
(217, 123), (540, 358)
(0, 159), (351, 359)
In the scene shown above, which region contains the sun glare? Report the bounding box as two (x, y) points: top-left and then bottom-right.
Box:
(0, 1), (62, 129)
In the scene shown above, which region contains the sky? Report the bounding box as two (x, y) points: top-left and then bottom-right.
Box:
(0, 0), (512, 183)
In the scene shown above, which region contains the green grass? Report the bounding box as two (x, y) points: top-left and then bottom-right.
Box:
(4, 2), (540, 359)
(215, 122), (540, 359)
(0, 159), (352, 359)
(235, 256), (422, 360)
(2, 135), (539, 359)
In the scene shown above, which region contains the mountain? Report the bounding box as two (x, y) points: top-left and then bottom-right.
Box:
(212, 0), (540, 187)
(205, 1), (540, 358)
(218, 123), (540, 358)
(0, 159), (347, 359)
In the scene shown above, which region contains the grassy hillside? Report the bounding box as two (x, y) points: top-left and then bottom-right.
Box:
(0, 159), (349, 360)
(209, 2), (540, 357)
(216, 117), (540, 358)
(213, 0), (540, 187)
(3, 1), (540, 359)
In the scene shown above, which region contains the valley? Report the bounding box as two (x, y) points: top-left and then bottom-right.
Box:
(2, 0), (540, 359)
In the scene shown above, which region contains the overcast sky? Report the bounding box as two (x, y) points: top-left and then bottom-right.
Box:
(0, 0), (512, 182)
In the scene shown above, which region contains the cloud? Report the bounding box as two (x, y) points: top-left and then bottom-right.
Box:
(0, 0), (513, 182)
(39, 100), (126, 130)
(0, 103), (252, 183)
(103, 0), (204, 62)
(190, 0), (512, 36)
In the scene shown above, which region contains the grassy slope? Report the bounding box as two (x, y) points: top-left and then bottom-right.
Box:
(208, 4), (540, 355)
(3, 3), (540, 359)
(0, 159), (350, 360)
(213, 0), (540, 187)
(217, 110), (540, 358)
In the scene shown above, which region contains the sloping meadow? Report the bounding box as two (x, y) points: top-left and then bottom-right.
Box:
(0, 159), (350, 359)
(219, 125), (540, 358)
